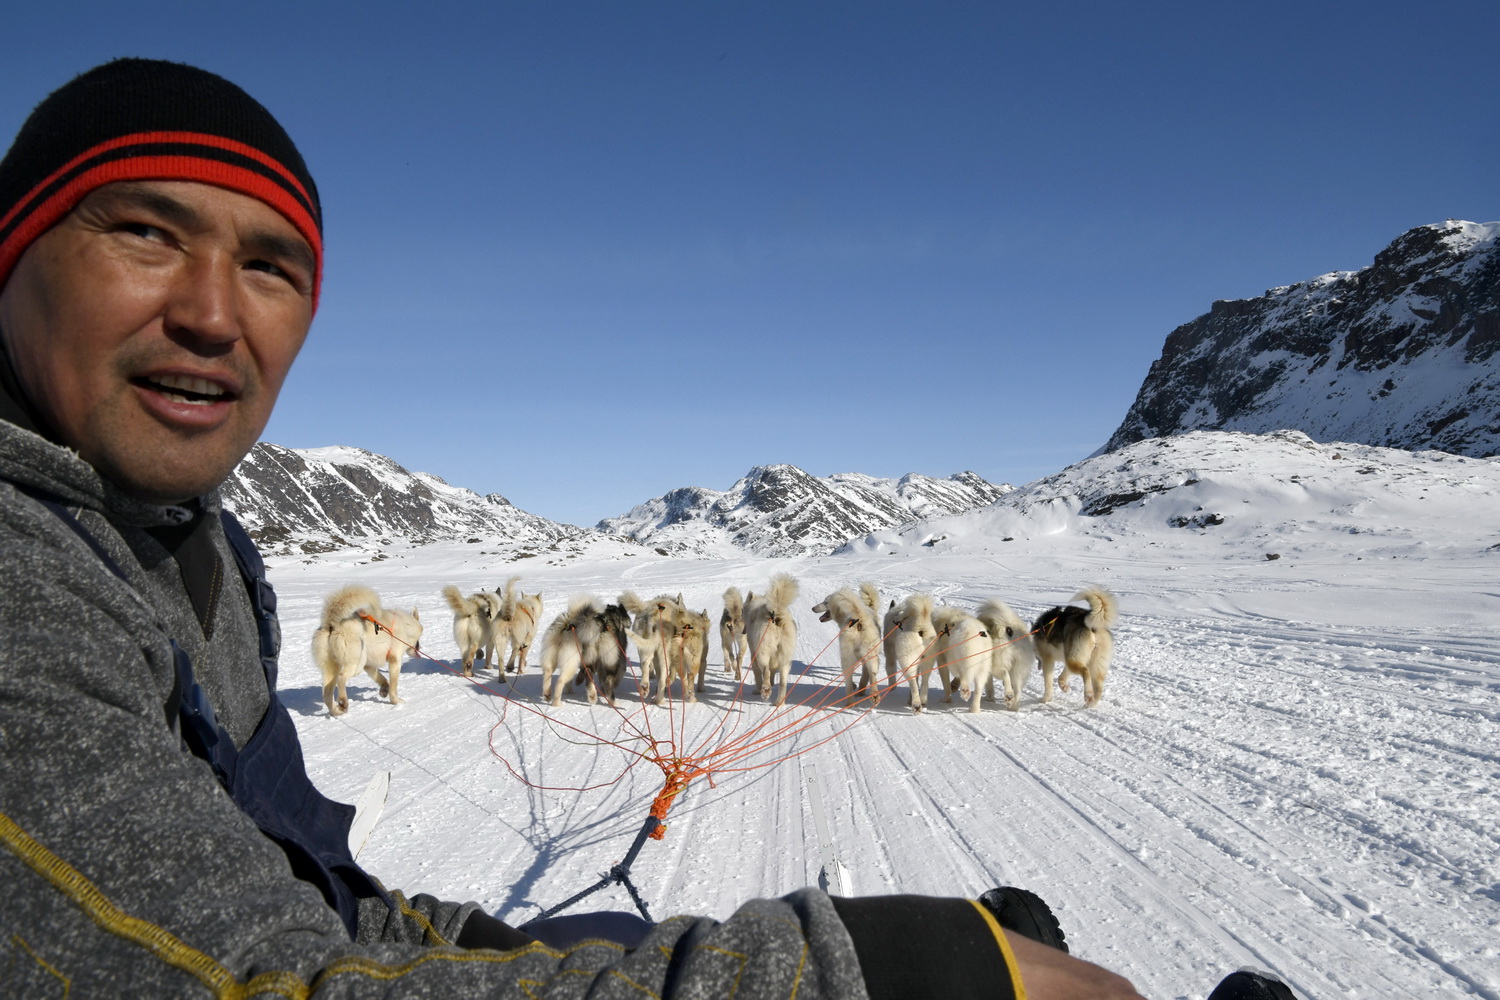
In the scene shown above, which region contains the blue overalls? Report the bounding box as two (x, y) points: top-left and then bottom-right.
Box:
(23, 487), (387, 939)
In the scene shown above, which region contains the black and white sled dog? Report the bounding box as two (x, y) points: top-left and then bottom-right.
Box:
(745, 574), (799, 706)
(812, 582), (882, 702)
(1034, 587), (1119, 707)
(975, 599), (1035, 711)
(883, 593), (937, 712)
(932, 605), (992, 713)
(720, 586), (747, 681)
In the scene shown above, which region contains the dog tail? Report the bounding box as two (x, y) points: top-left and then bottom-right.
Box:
(1072, 587), (1119, 630)
(857, 582), (880, 614)
(904, 593), (934, 625)
(765, 573), (799, 613)
(495, 575), (521, 619)
(722, 586), (744, 618)
(323, 584), (382, 627)
(442, 584), (477, 618)
(618, 590), (645, 617)
(977, 598), (1026, 640)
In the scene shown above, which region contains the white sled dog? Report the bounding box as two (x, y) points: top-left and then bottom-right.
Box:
(883, 594), (937, 712)
(812, 582), (882, 702)
(313, 584), (381, 716)
(719, 587), (748, 681)
(541, 595), (605, 706)
(621, 591), (685, 704)
(495, 576), (544, 673)
(362, 605), (424, 708)
(744, 574), (799, 706)
(975, 598), (1036, 711)
(1034, 587), (1119, 707)
(442, 585), (496, 677)
(932, 606), (993, 713)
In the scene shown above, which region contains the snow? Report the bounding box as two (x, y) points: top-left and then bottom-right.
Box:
(271, 431), (1500, 999)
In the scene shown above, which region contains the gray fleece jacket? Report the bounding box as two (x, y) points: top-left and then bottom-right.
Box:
(0, 416), (1022, 1000)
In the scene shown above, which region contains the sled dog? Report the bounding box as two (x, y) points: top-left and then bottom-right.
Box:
(496, 576), (543, 673)
(745, 574), (799, 706)
(975, 598), (1036, 711)
(668, 608), (711, 702)
(442, 584), (494, 677)
(812, 582), (882, 702)
(883, 594), (937, 712)
(541, 595), (605, 706)
(590, 602), (633, 706)
(932, 606), (992, 713)
(719, 587), (747, 681)
(1034, 588), (1118, 707)
(363, 605), (423, 708)
(622, 591), (686, 704)
(314, 584), (381, 716)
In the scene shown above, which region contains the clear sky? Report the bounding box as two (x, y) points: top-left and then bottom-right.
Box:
(5, 2), (1496, 526)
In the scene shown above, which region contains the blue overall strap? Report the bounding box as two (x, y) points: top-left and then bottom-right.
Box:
(218, 510), (392, 937)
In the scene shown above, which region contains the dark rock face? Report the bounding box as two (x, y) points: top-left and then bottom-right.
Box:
(1105, 221), (1500, 457)
(597, 464), (1012, 557)
(221, 443), (584, 555)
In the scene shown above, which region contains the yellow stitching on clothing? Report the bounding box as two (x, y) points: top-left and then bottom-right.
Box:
(12, 934), (72, 997)
(968, 899), (1028, 1000)
(605, 967), (662, 998)
(388, 889), (451, 947)
(696, 945), (749, 997)
(0, 812), (306, 999)
(787, 940), (808, 1000)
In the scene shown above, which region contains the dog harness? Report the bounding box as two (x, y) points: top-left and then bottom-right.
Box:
(18, 483), (387, 938)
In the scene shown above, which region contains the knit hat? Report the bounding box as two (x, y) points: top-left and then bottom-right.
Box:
(0, 58), (322, 307)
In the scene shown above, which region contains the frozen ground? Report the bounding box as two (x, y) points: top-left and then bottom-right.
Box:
(273, 432), (1500, 999)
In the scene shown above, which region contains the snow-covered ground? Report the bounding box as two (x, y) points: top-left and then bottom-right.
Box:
(272, 432), (1500, 999)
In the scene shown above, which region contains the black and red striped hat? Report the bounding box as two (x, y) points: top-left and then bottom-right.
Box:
(0, 58), (322, 307)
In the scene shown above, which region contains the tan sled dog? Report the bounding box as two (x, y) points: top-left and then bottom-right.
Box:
(975, 598), (1036, 711)
(719, 586), (747, 681)
(442, 585), (494, 677)
(745, 574), (799, 706)
(1035, 588), (1119, 707)
(622, 591), (686, 704)
(363, 605), (423, 707)
(313, 584), (381, 716)
(496, 576), (544, 673)
(883, 594), (937, 712)
(812, 582), (882, 702)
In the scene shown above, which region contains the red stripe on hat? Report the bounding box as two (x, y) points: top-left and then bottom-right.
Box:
(0, 134), (321, 310)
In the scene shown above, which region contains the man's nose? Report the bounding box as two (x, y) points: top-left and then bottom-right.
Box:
(163, 253), (242, 346)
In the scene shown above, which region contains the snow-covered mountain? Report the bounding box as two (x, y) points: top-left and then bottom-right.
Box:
(1105, 219), (1500, 457)
(221, 443), (593, 558)
(595, 464), (1012, 557)
(847, 427), (1500, 562)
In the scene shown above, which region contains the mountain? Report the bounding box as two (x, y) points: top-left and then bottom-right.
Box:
(595, 464), (1012, 557)
(845, 428), (1500, 560)
(221, 443), (590, 557)
(1104, 220), (1500, 457)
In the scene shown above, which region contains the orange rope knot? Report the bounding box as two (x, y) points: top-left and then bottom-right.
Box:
(648, 766), (695, 839)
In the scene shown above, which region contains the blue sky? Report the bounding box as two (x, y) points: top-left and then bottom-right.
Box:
(5, 2), (1496, 525)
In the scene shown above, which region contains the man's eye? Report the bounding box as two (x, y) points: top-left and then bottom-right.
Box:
(119, 221), (168, 242)
(245, 259), (287, 278)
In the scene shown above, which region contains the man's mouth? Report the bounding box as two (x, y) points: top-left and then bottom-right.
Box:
(137, 374), (233, 406)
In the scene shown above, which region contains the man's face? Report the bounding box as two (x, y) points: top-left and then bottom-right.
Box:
(0, 180), (314, 504)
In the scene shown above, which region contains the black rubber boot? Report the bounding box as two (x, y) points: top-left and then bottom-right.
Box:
(977, 887), (1069, 954)
(1207, 969), (1298, 1000)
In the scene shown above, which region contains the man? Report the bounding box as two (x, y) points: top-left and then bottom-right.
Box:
(0, 59), (1284, 1000)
